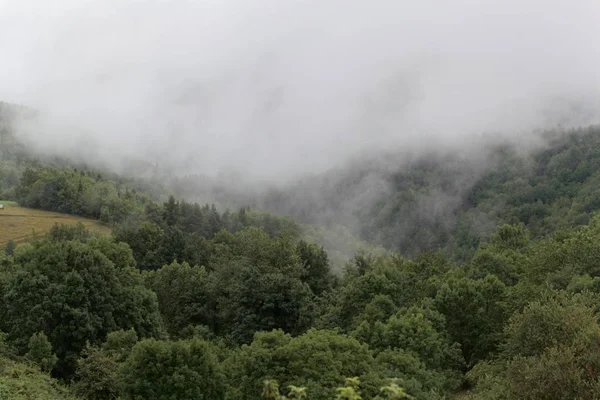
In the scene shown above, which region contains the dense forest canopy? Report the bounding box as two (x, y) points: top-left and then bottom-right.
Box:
(4, 98), (600, 398)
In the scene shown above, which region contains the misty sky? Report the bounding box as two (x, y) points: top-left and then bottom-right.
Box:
(1, 0), (600, 181)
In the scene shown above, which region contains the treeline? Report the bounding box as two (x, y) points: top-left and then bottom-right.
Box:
(113, 195), (301, 270)
(9, 164), (302, 269)
(3, 159), (381, 270)
(15, 167), (151, 222)
(4, 214), (600, 398)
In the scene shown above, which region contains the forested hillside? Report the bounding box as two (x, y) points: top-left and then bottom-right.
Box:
(4, 100), (600, 398)
(163, 125), (600, 261)
(251, 125), (600, 260)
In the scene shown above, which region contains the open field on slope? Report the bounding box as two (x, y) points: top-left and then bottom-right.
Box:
(0, 201), (111, 246)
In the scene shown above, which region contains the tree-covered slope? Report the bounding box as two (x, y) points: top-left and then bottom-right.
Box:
(255, 126), (600, 260)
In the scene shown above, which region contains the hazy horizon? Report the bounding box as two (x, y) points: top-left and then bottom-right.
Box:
(2, 0), (600, 182)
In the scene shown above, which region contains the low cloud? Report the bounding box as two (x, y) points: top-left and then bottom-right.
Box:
(1, 0), (599, 181)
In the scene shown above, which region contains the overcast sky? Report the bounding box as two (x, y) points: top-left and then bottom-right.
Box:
(1, 0), (599, 180)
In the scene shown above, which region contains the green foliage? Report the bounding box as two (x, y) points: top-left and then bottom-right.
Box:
(0, 331), (11, 357)
(114, 221), (168, 270)
(226, 329), (383, 400)
(335, 377), (362, 400)
(112, 200), (303, 270)
(16, 166), (148, 223)
(143, 227), (320, 345)
(26, 332), (58, 373)
(468, 291), (600, 399)
(262, 380), (309, 400)
(145, 261), (212, 336)
(288, 385), (309, 399)
(204, 229), (315, 344)
(506, 346), (600, 400)
(0, 236), (164, 378)
(434, 273), (508, 366)
(468, 224), (529, 286)
(118, 338), (226, 400)
(103, 329), (139, 360)
(353, 307), (465, 389)
(525, 217), (600, 288)
(73, 345), (120, 400)
(72, 329), (138, 400)
(212, 260), (314, 344)
(4, 239), (15, 256)
(0, 355), (79, 400)
(296, 240), (336, 295)
(319, 254), (447, 332)
(46, 222), (97, 242)
(262, 379), (281, 399)
(490, 224), (530, 251)
(463, 362), (511, 400)
(379, 382), (414, 400)
(351, 301), (463, 397)
(375, 349), (450, 399)
(257, 378), (416, 400)
(501, 291), (599, 358)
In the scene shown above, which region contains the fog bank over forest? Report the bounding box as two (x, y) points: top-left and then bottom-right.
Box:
(1, 0), (600, 182)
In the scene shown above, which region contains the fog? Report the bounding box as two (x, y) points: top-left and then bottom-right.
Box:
(1, 0), (600, 181)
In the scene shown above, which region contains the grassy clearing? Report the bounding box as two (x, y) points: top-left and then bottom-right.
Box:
(0, 201), (111, 246)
